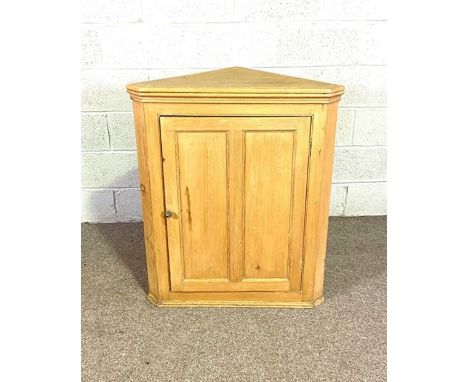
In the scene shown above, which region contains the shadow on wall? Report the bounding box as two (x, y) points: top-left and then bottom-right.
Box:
(83, 167), (148, 292)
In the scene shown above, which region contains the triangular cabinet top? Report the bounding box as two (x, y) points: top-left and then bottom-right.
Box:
(127, 67), (344, 100)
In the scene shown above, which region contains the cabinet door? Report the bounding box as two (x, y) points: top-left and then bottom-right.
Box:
(160, 116), (311, 292)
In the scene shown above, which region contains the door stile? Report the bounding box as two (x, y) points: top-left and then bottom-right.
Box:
(228, 128), (245, 282)
(160, 125), (184, 291)
(288, 117), (312, 291)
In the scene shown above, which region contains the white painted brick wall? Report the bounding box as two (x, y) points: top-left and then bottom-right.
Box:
(115, 189), (142, 221)
(81, 189), (115, 223)
(333, 147), (387, 183)
(335, 109), (355, 146)
(107, 113), (137, 150)
(353, 108), (387, 145)
(330, 185), (348, 216)
(141, 0), (237, 23)
(81, 152), (138, 188)
(81, 114), (109, 151)
(81, 0), (386, 222)
(346, 183), (387, 215)
(82, 0), (141, 24)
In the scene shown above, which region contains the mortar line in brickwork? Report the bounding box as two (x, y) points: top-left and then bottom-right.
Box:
(334, 145), (386, 148)
(82, 187), (140, 190)
(81, 150), (137, 154)
(138, 0), (143, 23)
(80, 19), (386, 26)
(81, 111), (133, 114)
(81, 64), (387, 71)
(252, 64), (387, 68)
(338, 106), (387, 109)
(81, 182), (386, 193)
(351, 110), (357, 145)
(80, 146), (386, 154)
(82, 181), (387, 190)
(80, 107), (387, 115)
(343, 186), (350, 216)
(105, 114), (111, 150)
(332, 180), (386, 185)
(111, 190), (117, 215)
(164, 20), (386, 24)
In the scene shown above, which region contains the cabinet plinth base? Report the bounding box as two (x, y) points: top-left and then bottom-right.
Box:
(147, 293), (324, 309)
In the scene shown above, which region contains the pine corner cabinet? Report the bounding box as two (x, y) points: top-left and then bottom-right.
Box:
(126, 67), (344, 308)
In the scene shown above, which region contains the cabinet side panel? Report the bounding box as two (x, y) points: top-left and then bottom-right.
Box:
(312, 102), (339, 301)
(142, 104), (171, 299)
(131, 100), (158, 298)
(302, 107), (326, 301)
(243, 131), (295, 279)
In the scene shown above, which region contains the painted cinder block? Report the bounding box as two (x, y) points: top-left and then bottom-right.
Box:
(81, 189), (115, 222)
(271, 66), (386, 107)
(81, 69), (147, 112)
(115, 189), (142, 221)
(81, 27), (101, 67)
(345, 182), (387, 216)
(274, 22), (385, 66)
(97, 22), (384, 69)
(335, 109), (355, 146)
(81, 113), (109, 151)
(235, 0), (386, 21)
(141, 0), (237, 23)
(333, 147), (387, 183)
(107, 112), (137, 150)
(82, 69), (203, 112)
(98, 23), (277, 68)
(81, 152), (139, 188)
(353, 108), (387, 145)
(329, 185), (347, 216)
(81, 0), (142, 23)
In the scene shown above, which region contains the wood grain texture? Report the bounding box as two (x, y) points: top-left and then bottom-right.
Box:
(301, 103), (339, 304)
(127, 67), (343, 307)
(147, 292), (321, 308)
(301, 106), (327, 303)
(312, 102), (339, 302)
(243, 131), (294, 280)
(141, 104), (171, 300)
(161, 127), (229, 289)
(131, 101), (159, 299)
(127, 67), (344, 96)
(159, 117), (310, 293)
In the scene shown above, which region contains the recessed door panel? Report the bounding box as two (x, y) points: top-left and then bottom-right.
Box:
(177, 132), (229, 280)
(244, 131), (294, 279)
(160, 116), (311, 292)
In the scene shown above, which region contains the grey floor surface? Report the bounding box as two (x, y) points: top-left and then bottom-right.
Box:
(82, 216), (386, 382)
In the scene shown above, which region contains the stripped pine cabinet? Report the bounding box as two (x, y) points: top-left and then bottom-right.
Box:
(127, 67), (344, 308)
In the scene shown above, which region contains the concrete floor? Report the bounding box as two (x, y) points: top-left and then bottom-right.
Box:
(82, 216), (386, 381)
